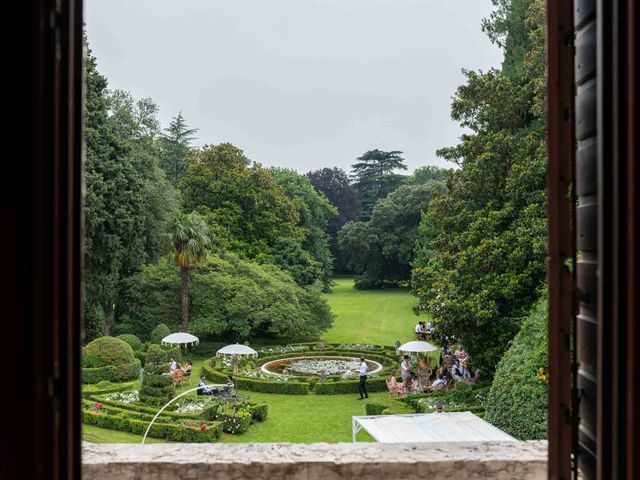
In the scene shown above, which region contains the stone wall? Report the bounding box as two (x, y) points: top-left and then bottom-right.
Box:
(83, 441), (547, 480)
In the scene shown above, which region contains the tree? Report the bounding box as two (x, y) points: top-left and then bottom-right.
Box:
(180, 143), (301, 258)
(306, 167), (361, 273)
(159, 112), (198, 185)
(270, 168), (337, 290)
(340, 181), (445, 288)
(350, 149), (407, 219)
(411, 0), (546, 375)
(122, 253), (334, 341)
(168, 211), (210, 332)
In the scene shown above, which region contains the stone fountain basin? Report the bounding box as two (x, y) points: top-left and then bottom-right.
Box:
(260, 355), (384, 377)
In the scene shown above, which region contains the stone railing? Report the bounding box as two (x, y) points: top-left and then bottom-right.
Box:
(83, 441), (547, 479)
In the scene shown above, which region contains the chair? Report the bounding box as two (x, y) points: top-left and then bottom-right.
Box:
(172, 370), (185, 387)
(183, 368), (192, 385)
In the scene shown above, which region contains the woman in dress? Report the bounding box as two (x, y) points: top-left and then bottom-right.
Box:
(387, 368), (405, 396)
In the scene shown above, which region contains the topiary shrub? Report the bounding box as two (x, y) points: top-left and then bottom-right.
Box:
(139, 343), (175, 406)
(83, 336), (136, 368)
(117, 334), (143, 351)
(485, 298), (548, 440)
(365, 403), (387, 415)
(150, 323), (171, 344)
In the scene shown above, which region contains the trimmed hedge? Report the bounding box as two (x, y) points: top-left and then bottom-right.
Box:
(82, 380), (137, 397)
(233, 402), (268, 423)
(117, 334), (143, 351)
(84, 336), (136, 368)
(222, 411), (252, 434)
(203, 346), (399, 395)
(485, 298), (548, 440)
(365, 403), (387, 415)
(202, 361), (310, 394)
(150, 323), (171, 344)
(82, 359), (141, 384)
(314, 377), (387, 395)
(82, 409), (222, 442)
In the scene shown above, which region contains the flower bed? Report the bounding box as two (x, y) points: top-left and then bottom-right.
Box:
(203, 344), (399, 395)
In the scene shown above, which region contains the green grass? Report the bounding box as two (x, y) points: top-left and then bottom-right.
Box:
(82, 277), (423, 443)
(322, 277), (425, 346)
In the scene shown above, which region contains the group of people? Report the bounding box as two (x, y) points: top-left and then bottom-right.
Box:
(169, 357), (193, 385)
(386, 344), (480, 397)
(413, 321), (434, 341)
(197, 374), (235, 397)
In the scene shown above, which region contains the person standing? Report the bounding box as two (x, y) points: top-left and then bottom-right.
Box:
(357, 357), (369, 400)
(400, 355), (412, 382)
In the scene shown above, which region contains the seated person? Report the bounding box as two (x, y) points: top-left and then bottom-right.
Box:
(404, 374), (420, 395)
(454, 345), (469, 364)
(184, 360), (193, 374)
(197, 375), (218, 396)
(169, 357), (177, 373)
(425, 321), (435, 337)
(414, 322), (426, 340)
(463, 361), (480, 385)
(225, 375), (234, 388)
(387, 368), (405, 396)
(451, 361), (465, 381)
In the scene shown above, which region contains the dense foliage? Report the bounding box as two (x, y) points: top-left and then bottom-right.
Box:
(411, 0), (546, 374)
(180, 143), (301, 258)
(485, 297), (548, 439)
(340, 176), (446, 288)
(305, 167), (361, 273)
(84, 46), (177, 339)
(270, 168), (337, 290)
(122, 254), (333, 341)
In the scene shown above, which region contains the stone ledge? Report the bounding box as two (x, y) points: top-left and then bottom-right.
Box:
(83, 441), (547, 480)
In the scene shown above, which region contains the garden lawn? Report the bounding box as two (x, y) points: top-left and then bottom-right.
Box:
(322, 277), (426, 346)
(82, 278), (426, 444)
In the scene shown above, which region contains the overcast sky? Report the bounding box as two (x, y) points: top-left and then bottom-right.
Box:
(85, 0), (502, 173)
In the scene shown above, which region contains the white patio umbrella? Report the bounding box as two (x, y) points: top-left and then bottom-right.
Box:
(161, 332), (200, 347)
(397, 341), (438, 353)
(216, 344), (258, 375)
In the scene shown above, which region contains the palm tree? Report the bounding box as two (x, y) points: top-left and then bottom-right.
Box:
(168, 211), (210, 332)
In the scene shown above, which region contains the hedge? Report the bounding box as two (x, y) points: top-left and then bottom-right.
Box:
(82, 409), (222, 442)
(233, 402), (268, 423)
(202, 361), (310, 394)
(222, 411), (252, 434)
(117, 334), (143, 351)
(203, 347), (398, 395)
(87, 397), (184, 418)
(82, 380), (137, 397)
(313, 377), (388, 395)
(82, 359), (141, 384)
(365, 403), (387, 415)
(84, 336), (136, 368)
(485, 298), (548, 440)
(150, 323), (171, 344)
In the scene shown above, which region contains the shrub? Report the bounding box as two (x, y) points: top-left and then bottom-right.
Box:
(140, 370), (176, 407)
(314, 377), (387, 395)
(82, 360), (141, 384)
(145, 344), (169, 364)
(365, 403), (387, 415)
(84, 336), (136, 368)
(202, 361), (309, 394)
(82, 409), (222, 442)
(485, 298), (548, 440)
(117, 334), (143, 351)
(233, 402), (268, 423)
(82, 381), (137, 397)
(150, 323), (171, 344)
(222, 410), (252, 434)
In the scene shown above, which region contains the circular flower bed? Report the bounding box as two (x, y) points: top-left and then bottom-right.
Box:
(202, 342), (399, 394)
(261, 356), (383, 378)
